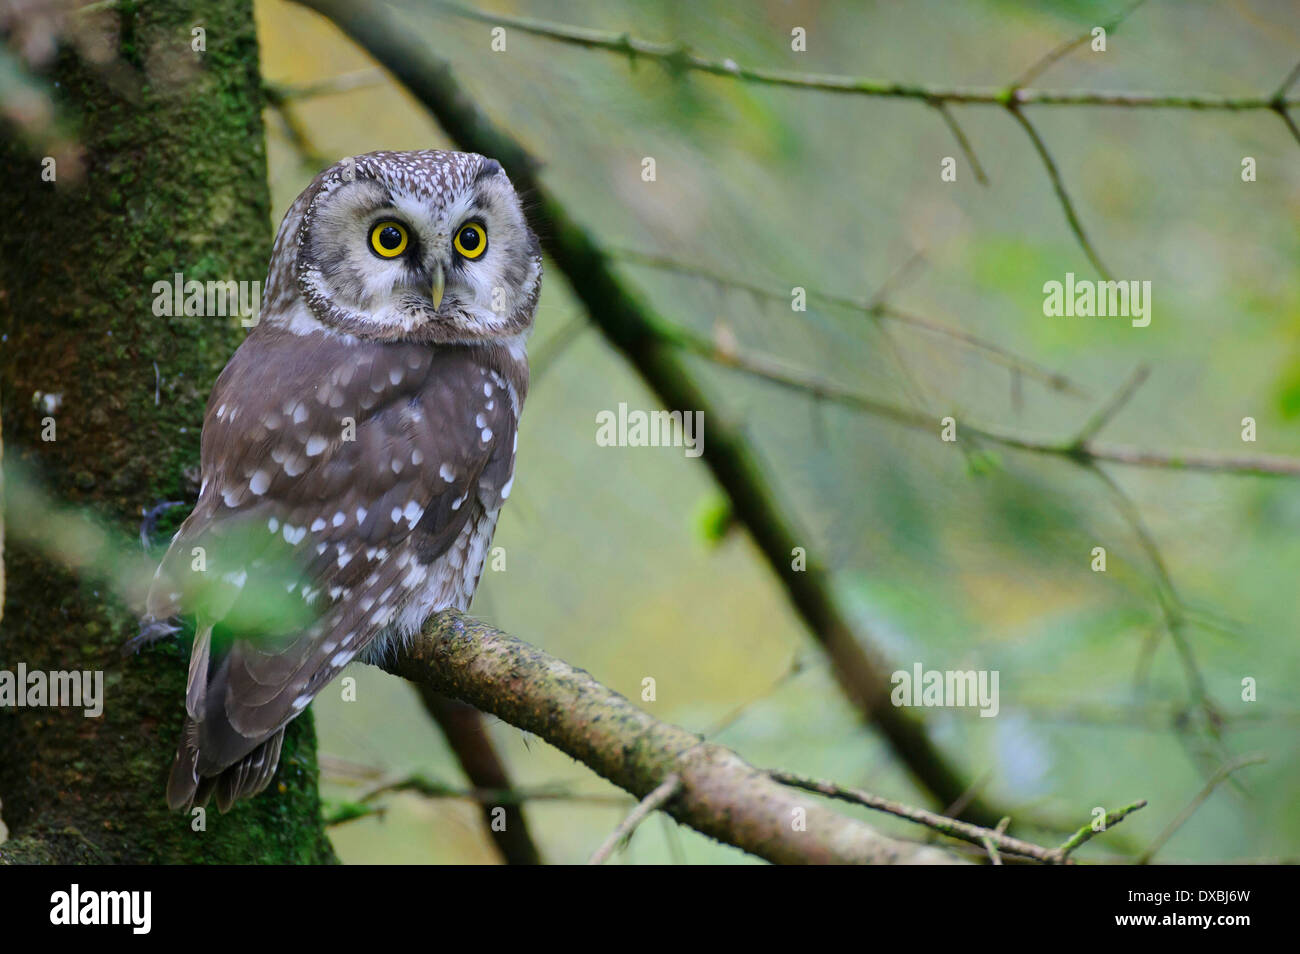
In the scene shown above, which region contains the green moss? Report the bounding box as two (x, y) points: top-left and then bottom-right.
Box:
(0, 0), (334, 863)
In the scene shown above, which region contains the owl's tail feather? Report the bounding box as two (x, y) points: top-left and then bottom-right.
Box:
(166, 720), (286, 813)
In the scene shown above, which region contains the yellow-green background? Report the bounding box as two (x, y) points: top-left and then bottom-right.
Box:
(255, 0), (1300, 863)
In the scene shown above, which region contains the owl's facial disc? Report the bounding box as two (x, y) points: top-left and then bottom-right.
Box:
(293, 151), (541, 345)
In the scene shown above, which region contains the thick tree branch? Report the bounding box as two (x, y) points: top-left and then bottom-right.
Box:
(296, 0), (1012, 829)
(381, 611), (963, 865)
(418, 688), (543, 864)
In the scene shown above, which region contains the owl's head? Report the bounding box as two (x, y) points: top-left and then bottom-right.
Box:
(264, 150), (541, 345)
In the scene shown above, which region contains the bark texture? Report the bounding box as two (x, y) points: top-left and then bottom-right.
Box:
(0, 0), (334, 863)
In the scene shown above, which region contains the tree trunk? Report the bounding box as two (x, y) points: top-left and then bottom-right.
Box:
(0, 0), (334, 863)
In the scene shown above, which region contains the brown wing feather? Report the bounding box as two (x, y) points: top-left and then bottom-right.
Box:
(153, 326), (520, 809)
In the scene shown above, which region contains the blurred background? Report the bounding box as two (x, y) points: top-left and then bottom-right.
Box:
(4, 0), (1296, 865)
(242, 0), (1300, 863)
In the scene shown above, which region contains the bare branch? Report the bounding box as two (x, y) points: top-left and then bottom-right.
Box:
(588, 774), (682, 864)
(610, 247), (1089, 397)
(1011, 0), (1149, 89)
(771, 770), (1145, 863)
(930, 101), (988, 185)
(1137, 755), (1268, 863)
(1069, 364), (1149, 446)
(640, 316), (1300, 478)
(430, 2), (1300, 112)
(1006, 105), (1111, 279)
(382, 611), (964, 864)
(1056, 800), (1150, 861)
(418, 688), (543, 864)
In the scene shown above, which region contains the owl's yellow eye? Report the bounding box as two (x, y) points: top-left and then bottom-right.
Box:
(453, 222), (487, 260)
(369, 221), (409, 258)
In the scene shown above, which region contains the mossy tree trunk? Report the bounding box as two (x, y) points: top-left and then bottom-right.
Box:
(0, 0), (334, 863)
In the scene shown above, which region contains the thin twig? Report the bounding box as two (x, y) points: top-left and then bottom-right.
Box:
(930, 100), (988, 185)
(610, 246), (1089, 397)
(1070, 364), (1149, 446)
(1056, 800), (1149, 860)
(1006, 105), (1111, 279)
(1011, 0), (1149, 89)
(588, 774), (683, 864)
(1137, 755), (1267, 863)
(644, 317), (1300, 478)
(431, 3), (1300, 111)
(771, 770), (1144, 864)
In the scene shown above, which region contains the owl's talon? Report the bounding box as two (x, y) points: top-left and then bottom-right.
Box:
(123, 616), (183, 657)
(140, 500), (185, 553)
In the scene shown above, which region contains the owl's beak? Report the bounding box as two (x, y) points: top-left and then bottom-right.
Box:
(430, 263), (446, 311)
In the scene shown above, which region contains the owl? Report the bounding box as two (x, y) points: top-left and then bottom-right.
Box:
(138, 150), (541, 812)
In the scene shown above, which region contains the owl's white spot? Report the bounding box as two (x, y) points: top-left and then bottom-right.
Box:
(330, 650), (352, 667)
(292, 402), (308, 424)
(512, 431), (518, 452)
(370, 608), (391, 626)
(480, 427), (493, 443)
(403, 500), (423, 526)
(316, 542), (328, 555)
(337, 547), (353, 568)
(411, 449), (424, 466)
(222, 569), (248, 589)
(264, 414), (281, 431)
(451, 492), (467, 511)
(355, 507), (368, 524)
(310, 517), (327, 532)
(475, 413), (486, 428)
(200, 477), (209, 494)
(329, 390), (344, 409)
(389, 506), (402, 525)
(283, 524), (306, 545)
(439, 463), (455, 483)
(268, 517), (280, 533)
(483, 382), (493, 397)
(389, 367), (403, 386)
(249, 470), (271, 495)
(222, 488), (241, 508)
(391, 458), (403, 474)
(360, 596), (375, 612)
(485, 400), (494, 411)
(328, 586), (344, 601)
(501, 476), (514, 500)
(291, 694), (312, 712)
(332, 511), (346, 527)
(396, 551), (411, 568)
(285, 580), (296, 593)
(305, 435), (328, 457)
(216, 404), (227, 419)
(283, 455), (306, 477)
